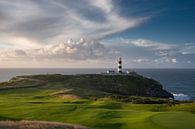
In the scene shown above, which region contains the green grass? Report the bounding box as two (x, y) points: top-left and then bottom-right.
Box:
(0, 75), (194, 129)
(151, 112), (195, 129)
(0, 87), (195, 129)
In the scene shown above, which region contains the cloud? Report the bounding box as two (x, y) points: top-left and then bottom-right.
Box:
(0, 39), (116, 61)
(171, 58), (177, 63)
(133, 58), (150, 63)
(120, 38), (176, 50)
(179, 43), (195, 55)
(0, 0), (148, 49)
(33, 39), (110, 60)
(0, 35), (43, 49)
(103, 38), (195, 67)
(0, 37), (194, 68)
(0, 1), (194, 68)
(0, 49), (26, 59)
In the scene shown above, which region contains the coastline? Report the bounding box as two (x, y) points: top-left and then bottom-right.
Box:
(0, 68), (194, 100)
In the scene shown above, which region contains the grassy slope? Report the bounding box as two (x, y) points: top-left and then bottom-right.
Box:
(21, 74), (173, 98)
(0, 75), (194, 129)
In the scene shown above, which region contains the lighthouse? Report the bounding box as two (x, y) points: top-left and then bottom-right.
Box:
(117, 57), (122, 73)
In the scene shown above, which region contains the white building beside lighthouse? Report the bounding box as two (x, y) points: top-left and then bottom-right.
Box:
(105, 57), (129, 75)
(104, 57), (136, 75)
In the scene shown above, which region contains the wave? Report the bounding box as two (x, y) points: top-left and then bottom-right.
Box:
(172, 93), (191, 101)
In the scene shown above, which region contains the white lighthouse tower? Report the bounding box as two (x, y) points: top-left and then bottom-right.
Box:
(117, 57), (122, 73)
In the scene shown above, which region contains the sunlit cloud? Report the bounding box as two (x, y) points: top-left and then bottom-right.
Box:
(0, 0), (148, 49)
(0, 39), (117, 61)
(0, 38), (194, 68)
(0, 0), (194, 68)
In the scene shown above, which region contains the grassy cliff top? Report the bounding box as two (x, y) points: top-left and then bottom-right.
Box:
(0, 73), (173, 99)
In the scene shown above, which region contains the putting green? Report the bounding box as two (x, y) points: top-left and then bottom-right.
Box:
(150, 112), (195, 129)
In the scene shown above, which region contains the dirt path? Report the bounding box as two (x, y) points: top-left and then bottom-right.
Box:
(0, 120), (91, 129)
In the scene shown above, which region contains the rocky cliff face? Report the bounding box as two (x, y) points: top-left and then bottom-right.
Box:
(145, 81), (173, 98)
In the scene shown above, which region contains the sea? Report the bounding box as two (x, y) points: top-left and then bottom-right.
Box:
(0, 68), (194, 100)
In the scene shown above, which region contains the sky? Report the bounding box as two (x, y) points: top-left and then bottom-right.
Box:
(0, 0), (194, 68)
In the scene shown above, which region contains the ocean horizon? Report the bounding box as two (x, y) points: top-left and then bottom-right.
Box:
(0, 68), (194, 100)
